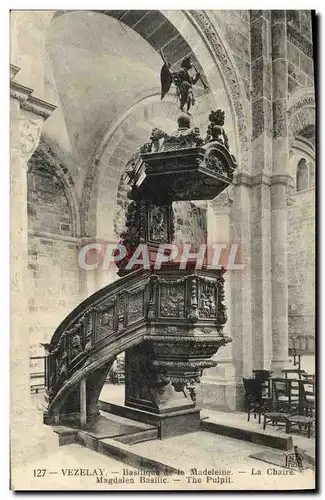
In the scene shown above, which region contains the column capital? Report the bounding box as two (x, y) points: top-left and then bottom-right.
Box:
(233, 172), (252, 187)
(10, 65), (57, 163)
(270, 173), (292, 186)
(19, 113), (44, 164)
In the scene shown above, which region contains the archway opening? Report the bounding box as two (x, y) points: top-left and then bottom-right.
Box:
(296, 158), (309, 192)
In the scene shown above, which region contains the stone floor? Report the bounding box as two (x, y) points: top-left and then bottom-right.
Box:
(100, 382), (125, 404)
(11, 386), (315, 490)
(131, 430), (315, 490)
(202, 409), (316, 456)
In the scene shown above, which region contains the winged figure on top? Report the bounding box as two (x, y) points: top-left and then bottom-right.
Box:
(159, 51), (206, 114)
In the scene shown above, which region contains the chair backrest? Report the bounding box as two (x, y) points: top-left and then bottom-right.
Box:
(301, 380), (315, 399)
(252, 370), (272, 382)
(272, 378), (289, 399)
(243, 377), (262, 401)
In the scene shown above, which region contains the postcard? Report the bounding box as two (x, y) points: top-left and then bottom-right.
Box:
(10, 9), (316, 491)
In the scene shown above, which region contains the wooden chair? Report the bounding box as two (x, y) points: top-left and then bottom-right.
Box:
(272, 378), (299, 414)
(243, 377), (271, 424)
(300, 379), (315, 417)
(286, 415), (315, 438)
(252, 370), (272, 398)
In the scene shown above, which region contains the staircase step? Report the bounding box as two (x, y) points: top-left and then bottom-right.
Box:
(99, 410), (155, 431)
(97, 437), (178, 473)
(201, 417), (293, 451)
(114, 428), (158, 445)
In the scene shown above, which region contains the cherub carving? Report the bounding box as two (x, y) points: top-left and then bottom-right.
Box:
(206, 109), (230, 150)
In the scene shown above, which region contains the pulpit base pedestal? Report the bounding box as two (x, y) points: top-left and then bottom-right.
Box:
(99, 400), (201, 439)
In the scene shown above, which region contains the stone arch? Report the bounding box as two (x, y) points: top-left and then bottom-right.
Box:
(45, 10), (249, 237)
(288, 87), (316, 147)
(27, 136), (81, 238)
(287, 88), (316, 188)
(83, 97), (183, 238)
(185, 10), (249, 169)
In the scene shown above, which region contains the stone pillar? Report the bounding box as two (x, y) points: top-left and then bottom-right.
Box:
(271, 11), (290, 372)
(231, 175), (252, 407)
(10, 66), (56, 469)
(249, 11), (273, 369)
(200, 193), (237, 410)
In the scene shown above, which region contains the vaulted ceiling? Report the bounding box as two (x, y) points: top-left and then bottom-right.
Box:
(46, 11), (163, 165)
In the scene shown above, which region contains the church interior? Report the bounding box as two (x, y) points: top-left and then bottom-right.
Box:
(10, 10), (316, 489)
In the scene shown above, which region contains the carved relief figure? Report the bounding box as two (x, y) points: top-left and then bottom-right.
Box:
(70, 333), (83, 359)
(162, 113), (204, 151)
(149, 205), (168, 242)
(160, 53), (204, 114)
(149, 128), (168, 152)
(160, 283), (185, 317)
(199, 282), (216, 318)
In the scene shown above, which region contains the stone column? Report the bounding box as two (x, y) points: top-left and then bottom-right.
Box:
(200, 193), (237, 410)
(231, 174), (252, 407)
(249, 11), (273, 370)
(271, 12), (290, 372)
(10, 67), (56, 470)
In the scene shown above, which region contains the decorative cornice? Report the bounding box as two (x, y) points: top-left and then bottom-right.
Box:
(152, 359), (218, 370)
(28, 230), (79, 244)
(287, 24), (313, 59)
(233, 172), (292, 187)
(10, 81), (33, 105)
(22, 95), (57, 120)
(10, 79), (56, 120)
(10, 64), (20, 80)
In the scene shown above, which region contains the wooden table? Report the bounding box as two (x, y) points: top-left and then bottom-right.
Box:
(281, 368), (306, 379)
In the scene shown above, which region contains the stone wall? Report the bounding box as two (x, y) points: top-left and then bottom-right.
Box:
(27, 235), (83, 356)
(287, 187), (315, 350)
(211, 11), (251, 100)
(286, 11), (314, 95)
(27, 160), (83, 357)
(173, 201), (207, 245)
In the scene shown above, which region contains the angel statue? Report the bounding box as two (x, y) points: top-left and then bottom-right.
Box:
(160, 52), (206, 114)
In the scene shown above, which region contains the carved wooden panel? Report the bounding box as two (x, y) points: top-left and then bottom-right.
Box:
(127, 288), (145, 325)
(159, 278), (185, 318)
(94, 300), (115, 342)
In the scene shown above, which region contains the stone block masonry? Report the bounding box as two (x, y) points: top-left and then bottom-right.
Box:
(288, 188), (315, 343)
(28, 234), (83, 356)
